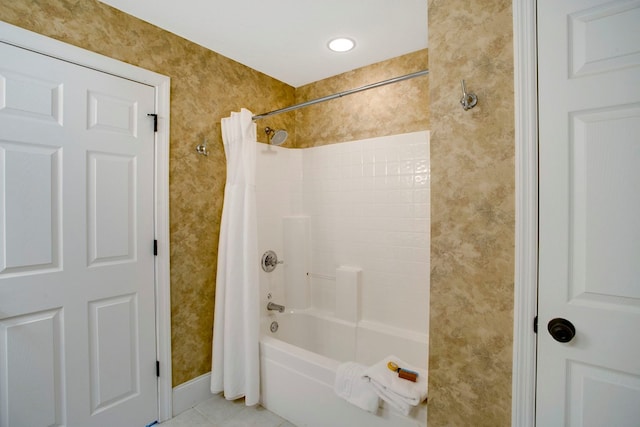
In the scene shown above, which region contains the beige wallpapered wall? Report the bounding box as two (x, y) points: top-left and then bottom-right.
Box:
(0, 0), (431, 388)
(427, 0), (515, 425)
(294, 49), (429, 148)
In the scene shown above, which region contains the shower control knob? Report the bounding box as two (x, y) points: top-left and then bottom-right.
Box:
(261, 250), (283, 272)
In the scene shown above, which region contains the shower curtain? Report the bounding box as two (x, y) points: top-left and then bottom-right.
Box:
(211, 108), (260, 405)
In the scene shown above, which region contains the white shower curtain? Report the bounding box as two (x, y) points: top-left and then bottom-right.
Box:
(211, 108), (260, 405)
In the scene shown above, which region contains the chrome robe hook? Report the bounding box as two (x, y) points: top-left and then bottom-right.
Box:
(196, 137), (209, 156)
(460, 80), (478, 111)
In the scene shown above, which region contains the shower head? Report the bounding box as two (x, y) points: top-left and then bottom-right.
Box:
(265, 127), (288, 146)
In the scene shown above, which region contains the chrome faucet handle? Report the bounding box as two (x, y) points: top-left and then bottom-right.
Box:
(261, 250), (283, 272)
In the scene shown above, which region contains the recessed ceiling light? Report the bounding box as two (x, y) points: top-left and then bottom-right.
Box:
(328, 37), (355, 53)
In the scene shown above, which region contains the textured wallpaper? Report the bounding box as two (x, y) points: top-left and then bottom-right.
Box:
(294, 49), (429, 148)
(427, 0), (515, 426)
(0, 0), (295, 386)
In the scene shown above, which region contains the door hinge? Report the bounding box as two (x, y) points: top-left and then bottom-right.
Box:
(154, 239), (158, 256)
(147, 113), (158, 132)
(533, 315), (538, 334)
(156, 360), (160, 377)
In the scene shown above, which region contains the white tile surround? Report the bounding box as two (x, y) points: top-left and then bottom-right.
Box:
(256, 131), (430, 334)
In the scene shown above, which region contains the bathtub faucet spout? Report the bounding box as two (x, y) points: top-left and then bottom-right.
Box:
(267, 302), (285, 313)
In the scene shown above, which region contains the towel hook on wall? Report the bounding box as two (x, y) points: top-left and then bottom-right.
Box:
(196, 136), (209, 156)
(460, 79), (478, 111)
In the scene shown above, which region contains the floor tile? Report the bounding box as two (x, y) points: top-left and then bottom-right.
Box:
(194, 394), (246, 424)
(159, 408), (212, 427)
(218, 404), (288, 427)
(160, 394), (296, 427)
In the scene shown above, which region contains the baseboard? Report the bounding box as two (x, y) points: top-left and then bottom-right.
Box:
(172, 372), (215, 416)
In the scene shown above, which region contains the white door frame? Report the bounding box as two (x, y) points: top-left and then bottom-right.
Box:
(0, 21), (173, 423)
(511, 1), (538, 426)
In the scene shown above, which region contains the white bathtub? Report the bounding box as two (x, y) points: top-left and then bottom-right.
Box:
(259, 309), (428, 427)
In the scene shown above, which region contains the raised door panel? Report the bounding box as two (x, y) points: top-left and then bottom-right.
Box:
(569, 105), (640, 304)
(0, 69), (63, 125)
(569, 2), (640, 77)
(0, 142), (61, 275)
(88, 294), (139, 414)
(87, 91), (138, 137)
(566, 361), (640, 427)
(0, 309), (65, 427)
(87, 152), (136, 266)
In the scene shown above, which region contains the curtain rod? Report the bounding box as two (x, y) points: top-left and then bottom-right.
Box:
(252, 69), (429, 121)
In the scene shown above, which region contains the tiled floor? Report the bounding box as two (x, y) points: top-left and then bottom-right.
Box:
(159, 393), (296, 427)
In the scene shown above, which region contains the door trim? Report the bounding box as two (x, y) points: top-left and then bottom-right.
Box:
(511, 1), (538, 426)
(0, 21), (173, 423)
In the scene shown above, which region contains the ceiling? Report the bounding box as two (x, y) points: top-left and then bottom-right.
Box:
(98, 0), (428, 87)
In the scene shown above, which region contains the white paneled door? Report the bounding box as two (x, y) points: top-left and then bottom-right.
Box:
(0, 42), (158, 426)
(537, 0), (640, 425)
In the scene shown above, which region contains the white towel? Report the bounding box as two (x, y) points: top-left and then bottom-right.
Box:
(362, 355), (428, 416)
(334, 362), (380, 413)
